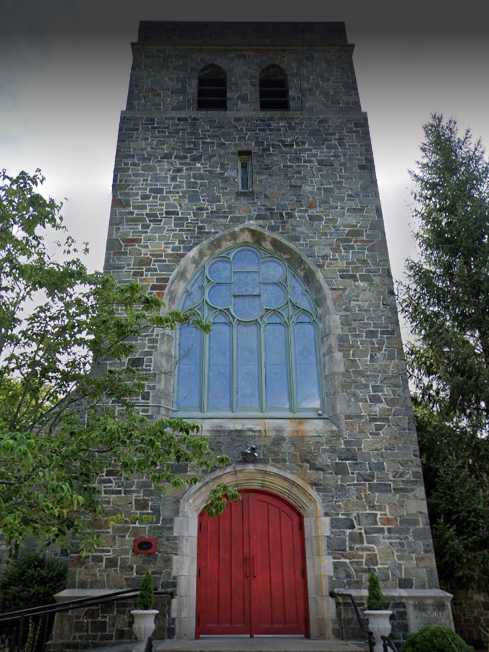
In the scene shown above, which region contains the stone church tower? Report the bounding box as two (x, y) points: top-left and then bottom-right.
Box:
(57, 21), (453, 647)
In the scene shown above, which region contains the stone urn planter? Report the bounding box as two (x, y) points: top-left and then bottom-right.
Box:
(365, 609), (393, 652)
(130, 608), (159, 641)
(131, 571), (158, 646)
(365, 572), (392, 652)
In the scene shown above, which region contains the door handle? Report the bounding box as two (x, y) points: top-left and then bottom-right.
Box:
(244, 556), (250, 578)
(251, 556), (256, 578)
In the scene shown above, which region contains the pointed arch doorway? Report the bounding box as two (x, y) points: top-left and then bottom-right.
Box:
(196, 490), (309, 637)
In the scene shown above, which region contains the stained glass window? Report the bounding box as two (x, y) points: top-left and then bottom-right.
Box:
(175, 246), (322, 414)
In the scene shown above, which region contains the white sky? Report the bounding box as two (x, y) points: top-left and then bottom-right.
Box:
(2, 0), (489, 341)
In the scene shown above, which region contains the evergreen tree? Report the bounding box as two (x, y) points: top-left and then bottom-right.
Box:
(399, 114), (489, 588)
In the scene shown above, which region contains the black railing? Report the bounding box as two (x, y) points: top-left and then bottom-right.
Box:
(330, 591), (402, 652)
(330, 591), (400, 652)
(330, 590), (375, 652)
(0, 588), (173, 652)
(382, 635), (401, 652)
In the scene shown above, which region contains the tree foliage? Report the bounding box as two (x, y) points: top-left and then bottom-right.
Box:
(415, 403), (489, 588)
(0, 169), (232, 553)
(0, 553), (67, 610)
(400, 114), (489, 429)
(399, 114), (489, 588)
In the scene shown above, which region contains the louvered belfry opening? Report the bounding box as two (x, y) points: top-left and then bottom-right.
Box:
(259, 65), (289, 111)
(198, 64), (227, 110)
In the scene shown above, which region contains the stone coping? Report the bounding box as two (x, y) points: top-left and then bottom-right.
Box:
(334, 588), (453, 600)
(54, 588), (138, 602)
(56, 587), (452, 600)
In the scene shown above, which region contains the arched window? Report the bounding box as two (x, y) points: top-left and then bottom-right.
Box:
(175, 246), (322, 415)
(197, 64), (227, 110)
(259, 65), (289, 111)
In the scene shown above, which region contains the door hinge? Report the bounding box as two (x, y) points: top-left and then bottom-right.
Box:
(198, 567), (201, 577)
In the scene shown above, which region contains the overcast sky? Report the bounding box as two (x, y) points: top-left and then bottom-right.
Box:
(2, 0), (489, 333)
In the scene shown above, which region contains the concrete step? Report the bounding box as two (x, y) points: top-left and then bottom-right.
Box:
(84, 639), (367, 652)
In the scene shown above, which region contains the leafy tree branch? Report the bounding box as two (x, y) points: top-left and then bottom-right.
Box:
(0, 169), (232, 554)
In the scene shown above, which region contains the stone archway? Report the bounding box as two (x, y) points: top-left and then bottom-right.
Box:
(170, 464), (334, 639)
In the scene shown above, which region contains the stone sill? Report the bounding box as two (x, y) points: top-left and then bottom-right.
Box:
(192, 417), (340, 434)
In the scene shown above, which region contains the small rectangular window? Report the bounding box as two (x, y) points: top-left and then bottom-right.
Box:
(238, 151), (253, 192)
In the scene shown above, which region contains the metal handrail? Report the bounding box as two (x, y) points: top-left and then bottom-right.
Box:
(330, 591), (401, 652)
(330, 590), (375, 652)
(0, 588), (174, 652)
(0, 588), (142, 622)
(382, 635), (401, 651)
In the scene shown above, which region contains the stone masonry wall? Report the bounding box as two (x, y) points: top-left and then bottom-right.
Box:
(126, 47), (360, 113)
(98, 106), (440, 589)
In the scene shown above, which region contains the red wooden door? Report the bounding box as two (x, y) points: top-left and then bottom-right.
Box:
(196, 490), (308, 637)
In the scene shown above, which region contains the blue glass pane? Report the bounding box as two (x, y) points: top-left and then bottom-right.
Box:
(176, 325), (202, 409)
(261, 259), (284, 282)
(207, 318), (232, 410)
(208, 284), (231, 308)
(290, 273), (314, 312)
(233, 248), (259, 269)
(233, 296), (261, 320)
(267, 312), (282, 323)
(183, 272), (203, 309)
(237, 323), (260, 409)
(294, 321), (320, 408)
(233, 271), (260, 295)
(262, 284), (286, 309)
(264, 319), (290, 409)
(208, 258), (231, 282)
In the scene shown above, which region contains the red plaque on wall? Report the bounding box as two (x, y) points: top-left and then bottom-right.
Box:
(132, 536), (158, 556)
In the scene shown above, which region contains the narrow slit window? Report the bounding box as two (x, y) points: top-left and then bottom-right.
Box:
(259, 65), (289, 111)
(238, 152), (253, 192)
(198, 64), (227, 111)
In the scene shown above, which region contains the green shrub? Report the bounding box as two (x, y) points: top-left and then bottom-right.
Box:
(0, 553), (67, 610)
(403, 625), (473, 651)
(136, 572), (154, 610)
(367, 572), (389, 610)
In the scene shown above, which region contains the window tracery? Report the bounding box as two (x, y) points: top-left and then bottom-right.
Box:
(176, 246), (321, 414)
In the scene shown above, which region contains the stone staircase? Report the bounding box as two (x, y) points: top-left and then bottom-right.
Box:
(85, 639), (368, 652)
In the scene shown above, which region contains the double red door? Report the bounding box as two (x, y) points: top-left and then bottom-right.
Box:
(196, 490), (308, 637)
